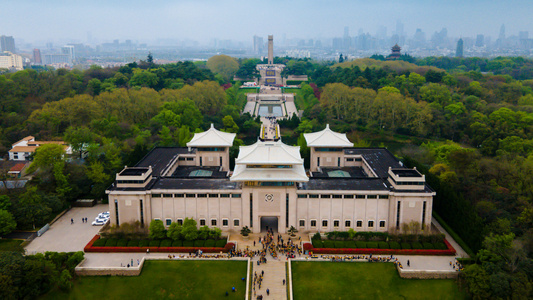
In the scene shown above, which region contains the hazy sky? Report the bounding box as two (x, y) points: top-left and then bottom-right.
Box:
(2, 0), (533, 44)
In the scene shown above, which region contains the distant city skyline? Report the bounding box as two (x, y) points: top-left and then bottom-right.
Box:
(2, 0), (533, 45)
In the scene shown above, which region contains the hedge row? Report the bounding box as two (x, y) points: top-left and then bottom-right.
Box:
(311, 239), (449, 251)
(84, 235), (232, 253)
(304, 239), (456, 256)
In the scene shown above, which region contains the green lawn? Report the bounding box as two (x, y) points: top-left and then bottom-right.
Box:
(41, 260), (248, 300)
(0, 239), (23, 252)
(292, 262), (466, 300)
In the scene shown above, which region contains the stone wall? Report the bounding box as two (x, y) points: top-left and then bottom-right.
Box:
(396, 264), (458, 279)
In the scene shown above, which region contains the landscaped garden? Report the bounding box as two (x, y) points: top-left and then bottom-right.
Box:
(41, 260), (248, 300)
(292, 261), (466, 300)
(305, 224), (455, 255)
(85, 218), (233, 252)
(0, 238), (24, 252)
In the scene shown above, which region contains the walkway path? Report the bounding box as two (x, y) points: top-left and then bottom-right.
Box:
(432, 218), (470, 258)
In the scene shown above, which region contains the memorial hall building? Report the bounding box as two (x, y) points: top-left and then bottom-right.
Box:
(106, 124), (435, 234)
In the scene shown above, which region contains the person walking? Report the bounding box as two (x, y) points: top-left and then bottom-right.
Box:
(71, 218), (73, 224)
(283, 279), (286, 285)
(266, 289), (270, 296)
(407, 260), (410, 267)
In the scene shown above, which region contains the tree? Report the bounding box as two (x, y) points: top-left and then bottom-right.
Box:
(288, 226), (298, 237)
(16, 186), (51, 229)
(240, 226), (251, 236)
(222, 115), (239, 133)
(0, 209), (16, 235)
(0, 195), (11, 211)
(209, 227), (222, 240)
(148, 219), (166, 239)
(206, 55), (239, 82)
(198, 225), (210, 240)
(27, 144), (66, 174)
(166, 222), (183, 241)
(339, 54), (344, 63)
(181, 218), (198, 241)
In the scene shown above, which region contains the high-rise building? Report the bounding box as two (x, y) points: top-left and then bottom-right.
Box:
(456, 38), (464, 58)
(253, 35), (264, 54)
(499, 24), (506, 40)
(475, 34), (485, 47)
(0, 36), (16, 53)
(0, 51), (23, 70)
(33, 49), (42, 64)
(61, 45), (75, 63)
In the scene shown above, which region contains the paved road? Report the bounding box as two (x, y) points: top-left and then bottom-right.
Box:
(25, 204), (109, 254)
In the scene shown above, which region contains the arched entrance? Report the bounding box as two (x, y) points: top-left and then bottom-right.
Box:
(260, 216), (279, 233)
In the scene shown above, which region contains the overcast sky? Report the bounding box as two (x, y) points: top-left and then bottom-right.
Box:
(2, 0), (533, 44)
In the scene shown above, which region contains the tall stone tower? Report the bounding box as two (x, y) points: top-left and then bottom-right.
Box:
(268, 35), (274, 65)
(456, 38), (464, 58)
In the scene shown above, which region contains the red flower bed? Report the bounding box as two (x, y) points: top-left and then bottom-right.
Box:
(84, 235), (234, 253)
(303, 239), (456, 256)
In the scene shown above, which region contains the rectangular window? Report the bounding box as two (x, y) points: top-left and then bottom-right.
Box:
(322, 220), (328, 227)
(200, 219), (206, 226)
(163, 194), (172, 198)
(297, 194), (307, 198)
(152, 194), (161, 198)
(379, 195), (389, 199)
(317, 157), (320, 167)
(175, 194), (184, 198)
(309, 194), (319, 198)
(332, 195), (342, 199)
(186, 194), (195, 198)
(222, 219), (228, 227)
(234, 219), (240, 227)
(299, 220), (305, 227)
(367, 195), (377, 199)
(346, 158), (354, 162)
(220, 194), (230, 198)
(211, 219), (217, 226)
(345, 220), (351, 227)
(177, 219), (183, 225)
(114, 199), (119, 226)
(140, 199), (144, 226)
(396, 201), (401, 229)
(186, 157), (194, 161)
(344, 195), (354, 199)
(333, 220), (339, 227)
(422, 201), (427, 229)
(310, 220), (317, 227)
(368, 220), (374, 227)
(209, 194), (218, 198)
(166, 219), (172, 226)
(232, 194), (241, 198)
(356, 195), (365, 199)
(338, 157), (340, 167)
(356, 220), (362, 227)
(197, 194), (207, 198)
(286, 193), (289, 228)
(320, 194), (331, 198)
(379, 221), (386, 228)
(199, 157), (202, 166)
(250, 193), (253, 228)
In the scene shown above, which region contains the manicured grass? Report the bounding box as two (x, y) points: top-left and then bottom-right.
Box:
(292, 262), (466, 300)
(0, 239), (23, 252)
(41, 260), (248, 300)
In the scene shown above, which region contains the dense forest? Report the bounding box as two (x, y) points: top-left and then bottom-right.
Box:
(0, 54), (532, 298)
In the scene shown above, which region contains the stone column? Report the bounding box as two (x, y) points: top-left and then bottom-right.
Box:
(268, 35), (273, 65)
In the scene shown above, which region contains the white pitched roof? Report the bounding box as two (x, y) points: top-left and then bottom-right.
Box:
(186, 124), (236, 148)
(303, 124), (353, 147)
(235, 140), (303, 165)
(231, 164), (308, 182)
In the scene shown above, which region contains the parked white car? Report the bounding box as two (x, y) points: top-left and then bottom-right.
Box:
(92, 219), (107, 226)
(98, 212), (110, 219)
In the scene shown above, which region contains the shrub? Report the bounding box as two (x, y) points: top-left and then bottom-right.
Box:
(366, 242), (378, 249)
(334, 241), (345, 248)
(149, 240), (160, 247)
(312, 240), (323, 248)
(389, 242), (401, 249)
(105, 239), (117, 247)
(411, 242), (423, 249)
(401, 243), (411, 249)
(116, 239), (128, 247)
(337, 231), (349, 240)
(172, 240), (183, 247)
(93, 238), (107, 247)
(326, 231), (337, 240)
(345, 241), (356, 248)
(215, 239), (227, 248)
(323, 241), (334, 248)
(434, 242), (447, 250)
(355, 241), (367, 248)
(378, 242), (389, 249)
(127, 240), (139, 247)
(204, 239), (216, 247)
(183, 241), (194, 247)
(423, 242), (435, 249)
(312, 232), (322, 241)
(149, 219), (166, 240)
(194, 240), (205, 247)
(160, 239), (172, 247)
(139, 240), (150, 247)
